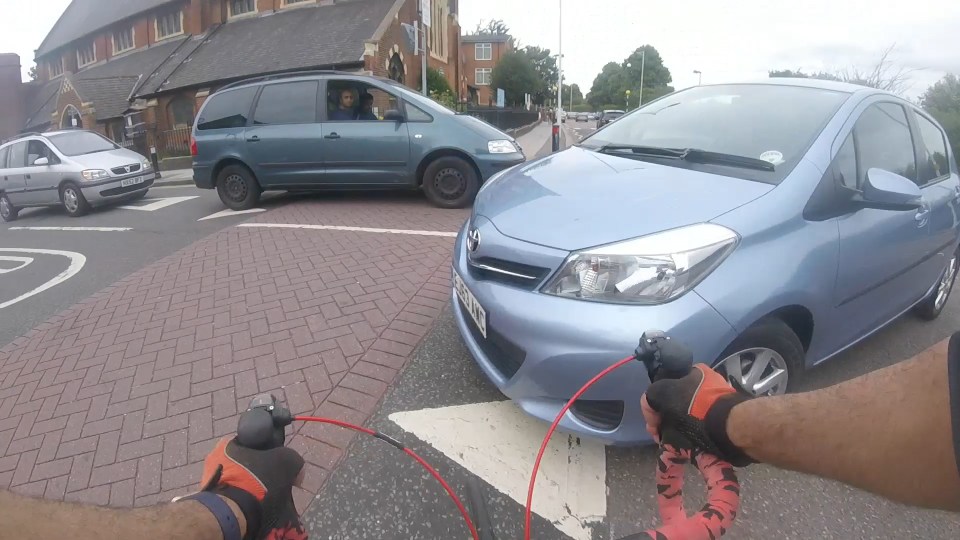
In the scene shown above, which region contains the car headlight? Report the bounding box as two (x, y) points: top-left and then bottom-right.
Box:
(541, 223), (738, 304)
(81, 169), (109, 181)
(141, 159), (152, 170)
(488, 140), (518, 154)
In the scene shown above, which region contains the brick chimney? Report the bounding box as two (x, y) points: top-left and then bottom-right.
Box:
(0, 54), (24, 140)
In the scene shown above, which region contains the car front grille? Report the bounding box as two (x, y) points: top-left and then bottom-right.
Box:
(570, 400), (624, 431)
(457, 301), (526, 379)
(111, 163), (142, 175)
(467, 256), (551, 291)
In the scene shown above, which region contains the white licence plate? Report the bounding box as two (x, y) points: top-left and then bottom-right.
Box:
(454, 271), (487, 338)
(120, 176), (144, 187)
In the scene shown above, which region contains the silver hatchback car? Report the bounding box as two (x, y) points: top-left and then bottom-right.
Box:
(0, 130), (155, 221)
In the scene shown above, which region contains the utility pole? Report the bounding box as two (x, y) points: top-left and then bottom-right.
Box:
(418, 1), (428, 96)
(638, 48), (646, 107)
(552, 0), (562, 152)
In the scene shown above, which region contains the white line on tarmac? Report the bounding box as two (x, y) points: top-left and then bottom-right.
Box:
(0, 249), (86, 310)
(119, 196), (199, 211)
(8, 226), (132, 232)
(0, 256), (33, 274)
(237, 223), (458, 237)
(198, 208), (266, 221)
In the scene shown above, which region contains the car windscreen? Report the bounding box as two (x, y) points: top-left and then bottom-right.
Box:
(48, 131), (119, 156)
(582, 84), (849, 183)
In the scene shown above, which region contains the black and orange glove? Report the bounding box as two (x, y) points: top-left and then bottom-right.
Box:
(641, 364), (756, 466)
(200, 437), (306, 540)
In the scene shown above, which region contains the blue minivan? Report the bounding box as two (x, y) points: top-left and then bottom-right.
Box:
(190, 71), (525, 209)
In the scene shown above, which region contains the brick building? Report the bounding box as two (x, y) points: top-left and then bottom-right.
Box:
(4, 0), (462, 163)
(460, 33), (511, 106)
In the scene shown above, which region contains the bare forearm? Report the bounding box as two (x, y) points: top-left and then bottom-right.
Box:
(0, 490), (244, 540)
(728, 346), (960, 510)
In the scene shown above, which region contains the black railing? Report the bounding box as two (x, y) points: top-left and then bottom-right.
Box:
(156, 126), (192, 158)
(462, 107), (541, 132)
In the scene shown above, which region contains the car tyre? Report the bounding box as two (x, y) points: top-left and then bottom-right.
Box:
(0, 194), (18, 222)
(913, 249), (958, 321)
(713, 317), (804, 397)
(422, 156), (479, 209)
(216, 164), (261, 211)
(60, 182), (91, 217)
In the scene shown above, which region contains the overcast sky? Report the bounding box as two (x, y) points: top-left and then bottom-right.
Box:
(1, 0), (954, 100)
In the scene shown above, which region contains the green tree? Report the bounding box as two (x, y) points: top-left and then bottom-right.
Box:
(472, 19), (510, 36)
(520, 45), (557, 105)
(768, 45), (913, 95)
(561, 83), (583, 107)
(921, 74), (960, 166)
(420, 67), (452, 95)
(28, 65), (38, 81)
(587, 46), (673, 110)
(491, 50), (540, 106)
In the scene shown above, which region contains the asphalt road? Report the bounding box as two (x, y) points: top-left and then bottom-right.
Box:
(0, 184), (289, 347)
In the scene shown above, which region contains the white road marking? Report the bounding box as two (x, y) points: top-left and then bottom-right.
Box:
(238, 223), (458, 237)
(0, 256), (33, 274)
(389, 400), (606, 540)
(119, 196), (199, 212)
(0, 249), (86, 310)
(8, 226), (131, 232)
(198, 208), (266, 221)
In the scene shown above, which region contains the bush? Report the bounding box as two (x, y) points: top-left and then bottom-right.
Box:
(420, 67), (453, 96)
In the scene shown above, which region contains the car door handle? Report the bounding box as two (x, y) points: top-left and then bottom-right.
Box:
(953, 185), (960, 201)
(324, 133), (341, 140)
(246, 136), (260, 142)
(916, 207), (930, 223)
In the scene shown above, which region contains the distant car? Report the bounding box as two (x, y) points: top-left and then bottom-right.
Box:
(597, 110), (625, 128)
(576, 113), (588, 122)
(453, 79), (960, 444)
(0, 130), (154, 221)
(191, 71), (525, 210)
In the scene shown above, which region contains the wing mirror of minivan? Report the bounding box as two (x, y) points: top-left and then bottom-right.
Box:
(855, 167), (922, 211)
(33, 157), (49, 166)
(383, 109), (404, 122)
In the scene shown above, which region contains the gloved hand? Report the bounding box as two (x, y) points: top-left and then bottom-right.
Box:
(200, 437), (306, 540)
(641, 364), (756, 466)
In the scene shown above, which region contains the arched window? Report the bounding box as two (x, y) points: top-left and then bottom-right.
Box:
(388, 52), (405, 85)
(61, 105), (83, 129)
(168, 96), (195, 128)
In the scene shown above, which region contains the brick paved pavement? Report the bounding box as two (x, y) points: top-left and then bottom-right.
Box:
(0, 195), (469, 513)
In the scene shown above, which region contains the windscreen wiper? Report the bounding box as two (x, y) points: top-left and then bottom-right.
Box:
(597, 145), (775, 172)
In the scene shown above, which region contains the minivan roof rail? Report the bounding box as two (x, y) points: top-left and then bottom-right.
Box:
(217, 70), (359, 92)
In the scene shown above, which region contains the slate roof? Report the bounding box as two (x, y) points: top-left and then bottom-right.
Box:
(74, 76), (142, 120)
(22, 79), (62, 131)
(461, 34), (512, 43)
(139, 0), (395, 96)
(37, 0), (180, 57)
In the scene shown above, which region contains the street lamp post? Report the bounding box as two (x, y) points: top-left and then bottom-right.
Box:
(693, 70), (702, 85)
(638, 48), (646, 106)
(552, 0), (562, 152)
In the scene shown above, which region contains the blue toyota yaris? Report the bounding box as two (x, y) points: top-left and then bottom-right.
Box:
(452, 79), (960, 444)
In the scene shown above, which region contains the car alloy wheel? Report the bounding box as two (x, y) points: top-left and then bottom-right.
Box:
(714, 347), (789, 396)
(433, 167), (466, 201)
(224, 173), (248, 202)
(63, 187), (80, 213)
(935, 253), (957, 311)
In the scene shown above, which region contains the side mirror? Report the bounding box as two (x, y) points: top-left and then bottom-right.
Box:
(857, 168), (922, 211)
(384, 109), (404, 122)
(33, 157), (49, 166)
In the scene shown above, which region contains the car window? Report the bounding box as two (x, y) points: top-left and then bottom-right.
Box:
(47, 131), (118, 156)
(835, 133), (858, 189)
(582, 84), (848, 184)
(253, 81), (318, 125)
(197, 86), (258, 130)
(26, 140), (56, 166)
(325, 80), (400, 122)
(0, 146), (9, 169)
(405, 101), (432, 122)
(855, 102), (917, 185)
(915, 113), (950, 184)
(7, 142), (27, 168)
